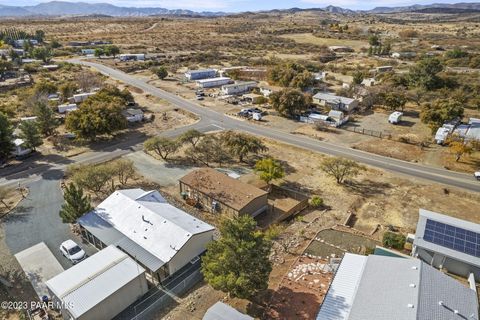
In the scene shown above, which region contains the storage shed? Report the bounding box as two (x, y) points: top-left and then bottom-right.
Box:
(46, 246), (148, 320)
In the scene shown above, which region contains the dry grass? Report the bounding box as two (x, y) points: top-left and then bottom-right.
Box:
(279, 33), (368, 50)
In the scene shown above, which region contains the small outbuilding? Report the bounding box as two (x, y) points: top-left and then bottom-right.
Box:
(72, 92), (95, 103)
(46, 245), (148, 320)
(203, 302), (253, 320)
(58, 103), (78, 114)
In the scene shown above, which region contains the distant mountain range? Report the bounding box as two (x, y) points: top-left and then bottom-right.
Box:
(0, 1), (480, 17)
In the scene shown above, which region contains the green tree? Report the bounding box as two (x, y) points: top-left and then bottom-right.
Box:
(152, 66), (168, 80)
(382, 232), (406, 250)
(201, 215), (272, 299)
(178, 129), (204, 148)
(94, 48), (104, 58)
(222, 131), (267, 162)
(144, 136), (179, 160)
(31, 47), (52, 63)
(59, 82), (77, 102)
(320, 157), (365, 184)
(352, 71), (364, 86)
(254, 158), (285, 187)
(59, 183), (92, 223)
(420, 99), (464, 133)
(34, 30), (45, 43)
(112, 159), (135, 185)
(368, 34), (380, 46)
(408, 57), (444, 90)
(384, 91), (407, 111)
(34, 102), (58, 137)
(0, 113), (13, 163)
(185, 135), (231, 166)
(18, 120), (42, 151)
(269, 89), (310, 118)
(65, 101), (127, 141)
(104, 45), (120, 58)
(71, 164), (115, 195)
(290, 70), (314, 90)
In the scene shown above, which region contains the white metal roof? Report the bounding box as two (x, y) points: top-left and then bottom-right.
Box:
(313, 92), (356, 105)
(203, 302), (254, 320)
(196, 77), (231, 84)
(316, 253), (367, 320)
(90, 189), (214, 265)
(46, 246), (145, 319)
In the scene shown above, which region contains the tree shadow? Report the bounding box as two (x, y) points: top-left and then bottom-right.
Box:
(344, 179), (392, 197)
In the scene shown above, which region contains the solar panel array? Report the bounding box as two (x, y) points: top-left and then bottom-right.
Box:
(423, 219), (480, 258)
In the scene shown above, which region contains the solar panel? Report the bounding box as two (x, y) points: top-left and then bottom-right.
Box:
(424, 219), (480, 258)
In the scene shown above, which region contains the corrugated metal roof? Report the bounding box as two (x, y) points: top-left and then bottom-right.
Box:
(316, 253), (367, 320)
(348, 256), (420, 320)
(78, 189), (214, 270)
(46, 246), (145, 319)
(203, 302), (253, 320)
(414, 209), (480, 267)
(418, 262), (478, 320)
(313, 92), (356, 105)
(317, 253), (479, 320)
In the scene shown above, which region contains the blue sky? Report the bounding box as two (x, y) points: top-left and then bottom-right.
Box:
(1, 0), (478, 12)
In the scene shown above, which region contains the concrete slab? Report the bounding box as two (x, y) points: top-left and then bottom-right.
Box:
(15, 242), (64, 299)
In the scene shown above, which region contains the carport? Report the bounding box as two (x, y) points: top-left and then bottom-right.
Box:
(15, 242), (64, 299)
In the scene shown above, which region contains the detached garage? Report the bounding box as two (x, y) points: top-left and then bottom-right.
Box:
(46, 245), (148, 320)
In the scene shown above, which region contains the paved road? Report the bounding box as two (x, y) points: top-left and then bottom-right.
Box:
(3, 175), (97, 270)
(66, 59), (480, 193)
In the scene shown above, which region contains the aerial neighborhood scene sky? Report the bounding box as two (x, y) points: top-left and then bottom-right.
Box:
(1, 0), (480, 11)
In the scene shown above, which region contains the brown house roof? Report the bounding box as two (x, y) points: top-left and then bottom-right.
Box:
(179, 168), (268, 212)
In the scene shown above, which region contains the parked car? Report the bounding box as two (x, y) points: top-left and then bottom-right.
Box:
(60, 240), (86, 264)
(196, 95), (204, 100)
(475, 171), (480, 181)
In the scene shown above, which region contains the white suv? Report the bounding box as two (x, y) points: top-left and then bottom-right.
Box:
(60, 240), (86, 264)
(475, 171), (480, 181)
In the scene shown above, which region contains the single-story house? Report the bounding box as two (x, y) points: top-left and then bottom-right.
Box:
(221, 81), (257, 95)
(72, 92), (95, 103)
(328, 46), (354, 53)
(42, 65), (59, 71)
(243, 93), (264, 104)
(77, 189), (215, 284)
(316, 253), (478, 320)
(185, 69), (216, 81)
(413, 208), (480, 281)
(179, 168), (268, 218)
(14, 39), (38, 48)
(12, 138), (31, 157)
(196, 77), (232, 89)
(391, 52), (417, 59)
(375, 66), (394, 73)
(203, 302), (253, 320)
(312, 92), (358, 112)
(122, 108), (144, 122)
(58, 103), (78, 114)
(452, 119), (480, 142)
(81, 49), (95, 55)
(119, 53), (145, 61)
(46, 245), (148, 320)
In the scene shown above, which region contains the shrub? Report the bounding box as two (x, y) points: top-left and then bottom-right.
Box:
(309, 196), (324, 208)
(382, 231), (406, 250)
